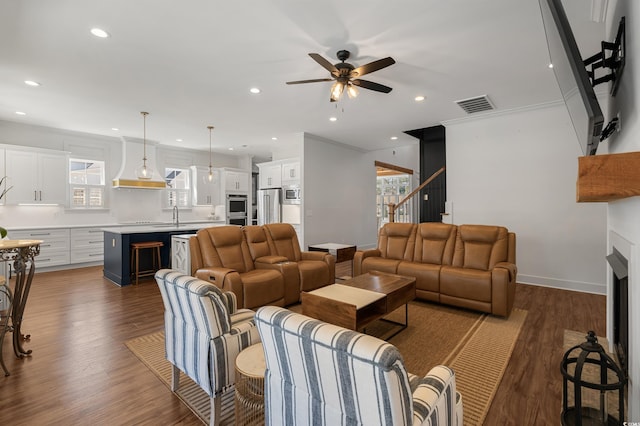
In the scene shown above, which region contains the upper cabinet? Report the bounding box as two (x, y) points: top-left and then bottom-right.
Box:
(191, 166), (220, 206)
(5, 148), (68, 205)
(281, 160), (300, 183)
(258, 163), (281, 189)
(222, 169), (249, 193)
(258, 158), (300, 188)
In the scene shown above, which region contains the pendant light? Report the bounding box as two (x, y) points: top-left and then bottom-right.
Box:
(207, 125), (214, 181)
(135, 111), (152, 180)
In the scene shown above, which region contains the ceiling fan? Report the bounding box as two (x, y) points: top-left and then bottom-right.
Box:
(286, 50), (396, 102)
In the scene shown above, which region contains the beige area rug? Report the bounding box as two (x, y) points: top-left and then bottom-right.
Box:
(563, 330), (626, 422)
(126, 302), (527, 426)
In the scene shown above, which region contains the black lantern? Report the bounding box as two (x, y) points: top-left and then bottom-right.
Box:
(561, 330), (626, 425)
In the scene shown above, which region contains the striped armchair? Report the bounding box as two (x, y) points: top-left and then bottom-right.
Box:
(255, 306), (463, 426)
(155, 269), (261, 426)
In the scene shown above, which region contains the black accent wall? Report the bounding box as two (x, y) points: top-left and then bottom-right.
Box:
(406, 125), (446, 223)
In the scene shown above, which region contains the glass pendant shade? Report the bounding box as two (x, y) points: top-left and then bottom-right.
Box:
(347, 83), (359, 99)
(136, 111), (153, 180)
(330, 81), (345, 101)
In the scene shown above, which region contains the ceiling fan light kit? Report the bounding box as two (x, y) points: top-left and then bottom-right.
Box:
(287, 49), (395, 102)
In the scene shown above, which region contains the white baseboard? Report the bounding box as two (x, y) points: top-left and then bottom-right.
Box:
(517, 274), (606, 295)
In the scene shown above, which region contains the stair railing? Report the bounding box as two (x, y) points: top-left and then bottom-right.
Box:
(387, 166), (446, 223)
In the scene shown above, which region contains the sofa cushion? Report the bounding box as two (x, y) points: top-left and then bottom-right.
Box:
(377, 222), (416, 261)
(196, 227), (254, 273)
(397, 261), (441, 297)
(413, 223), (457, 265)
(239, 269), (285, 309)
(452, 225), (509, 271)
(440, 266), (492, 303)
(297, 260), (331, 292)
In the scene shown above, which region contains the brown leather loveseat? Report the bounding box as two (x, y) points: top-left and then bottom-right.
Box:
(189, 224), (335, 310)
(353, 222), (517, 317)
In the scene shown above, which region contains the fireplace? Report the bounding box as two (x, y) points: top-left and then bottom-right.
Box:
(607, 246), (629, 377)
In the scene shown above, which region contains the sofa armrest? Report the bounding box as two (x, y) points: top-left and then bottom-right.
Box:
(300, 251), (331, 262)
(195, 267), (247, 308)
(412, 365), (460, 426)
(495, 261), (517, 281)
(353, 249), (381, 276)
(255, 255), (289, 265)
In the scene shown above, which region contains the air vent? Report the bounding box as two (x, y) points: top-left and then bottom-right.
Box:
(455, 95), (495, 114)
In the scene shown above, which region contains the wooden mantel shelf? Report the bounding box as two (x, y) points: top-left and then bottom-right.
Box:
(577, 151), (640, 202)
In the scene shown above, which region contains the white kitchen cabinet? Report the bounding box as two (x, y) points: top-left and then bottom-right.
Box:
(258, 163), (282, 189)
(5, 149), (68, 205)
(191, 166), (220, 206)
(171, 234), (195, 275)
(281, 160), (300, 183)
(70, 228), (104, 263)
(223, 169), (249, 193)
(8, 228), (70, 268)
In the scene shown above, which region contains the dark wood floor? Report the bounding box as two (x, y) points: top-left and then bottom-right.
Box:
(0, 264), (605, 425)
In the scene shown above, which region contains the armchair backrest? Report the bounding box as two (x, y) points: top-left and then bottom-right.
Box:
(263, 223), (302, 261)
(414, 223), (457, 265)
(243, 225), (272, 260)
(452, 224), (510, 270)
(255, 306), (414, 425)
(378, 222), (417, 261)
(191, 226), (255, 273)
(155, 269), (233, 396)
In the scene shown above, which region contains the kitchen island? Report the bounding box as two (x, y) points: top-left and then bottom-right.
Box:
(103, 222), (225, 286)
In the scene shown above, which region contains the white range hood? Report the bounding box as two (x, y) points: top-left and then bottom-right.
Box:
(112, 137), (166, 189)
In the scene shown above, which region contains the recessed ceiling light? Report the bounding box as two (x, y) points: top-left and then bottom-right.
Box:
(390, 136), (398, 140)
(548, 63), (554, 69)
(271, 137), (278, 141)
(250, 87), (261, 94)
(228, 147), (234, 151)
(414, 96), (425, 102)
(111, 127), (119, 131)
(15, 111), (26, 115)
(24, 80), (40, 87)
(329, 117), (337, 122)
(91, 28), (109, 38)
(176, 139), (183, 142)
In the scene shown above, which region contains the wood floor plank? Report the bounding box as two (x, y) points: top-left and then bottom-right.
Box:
(0, 263), (605, 425)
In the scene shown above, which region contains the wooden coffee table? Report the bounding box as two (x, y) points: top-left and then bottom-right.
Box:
(301, 271), (416, 338)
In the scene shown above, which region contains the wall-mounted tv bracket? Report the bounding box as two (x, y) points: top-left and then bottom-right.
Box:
(584, 16), (625, 96)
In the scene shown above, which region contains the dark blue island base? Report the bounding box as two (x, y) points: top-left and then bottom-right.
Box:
(103, 226), (208, 286)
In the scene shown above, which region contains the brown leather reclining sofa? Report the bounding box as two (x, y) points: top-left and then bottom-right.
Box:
(353, 222), (517, 317)
(189, 223), (335, 310)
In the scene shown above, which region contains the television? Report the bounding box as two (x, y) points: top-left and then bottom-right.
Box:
(539, 0), (604, 156)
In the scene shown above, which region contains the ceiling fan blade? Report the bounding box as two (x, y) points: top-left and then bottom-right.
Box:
(309, 53), (339, 74)
(352, 57), (396, 77)
(352, 79), (393, 93)
(286, 78), (334, 85)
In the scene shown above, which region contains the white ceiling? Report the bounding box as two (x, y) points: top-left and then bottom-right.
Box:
(0, 0), (605, 158)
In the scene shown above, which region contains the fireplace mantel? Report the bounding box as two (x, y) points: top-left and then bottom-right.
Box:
(577, 151), (640, 202)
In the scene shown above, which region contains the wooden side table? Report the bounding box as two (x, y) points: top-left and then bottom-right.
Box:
(235, 343), (265, 425)
(308, 243), (357, 279)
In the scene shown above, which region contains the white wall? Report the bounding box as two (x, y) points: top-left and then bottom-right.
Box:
(0, 119), (243, 228)
(603, 0), (639, 418)
(302, 134), (420, 251)
(445, 104), (608, 293)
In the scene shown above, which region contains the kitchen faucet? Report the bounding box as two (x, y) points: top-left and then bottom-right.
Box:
(172, 205), (179, 227)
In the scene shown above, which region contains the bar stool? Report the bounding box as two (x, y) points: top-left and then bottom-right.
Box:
(130, 241), (163, 285)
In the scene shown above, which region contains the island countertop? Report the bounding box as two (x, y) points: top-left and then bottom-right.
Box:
(102, 221), (226, 234)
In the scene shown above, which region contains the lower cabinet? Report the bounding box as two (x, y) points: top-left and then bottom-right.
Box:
(171, 234), (195, 275)
(8, 228), (70, 268)
(70, 228), (104, 263)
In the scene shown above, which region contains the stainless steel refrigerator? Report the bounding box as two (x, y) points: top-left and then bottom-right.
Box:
(257, 188), (281, 225)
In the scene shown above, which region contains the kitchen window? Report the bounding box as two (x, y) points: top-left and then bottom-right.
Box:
(69, 158), (106, 208)
(164, 167), (190, 208)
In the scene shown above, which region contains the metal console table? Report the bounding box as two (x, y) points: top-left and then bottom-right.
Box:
(0, 239), (42, 376)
